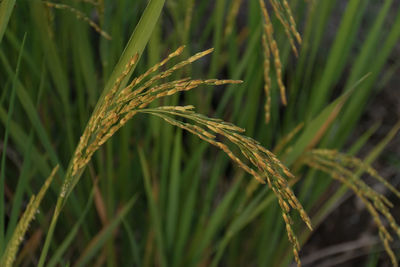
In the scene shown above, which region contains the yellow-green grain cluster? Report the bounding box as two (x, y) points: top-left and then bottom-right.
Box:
(261, 33), (272, 123)
(0, 166), (59, 267)
(138, 105), (312, 267)
(302, 149), (400, 267)
(56, 46), (312, 266)
(60, 47), (240, 198)
(259, 0), (302, 123)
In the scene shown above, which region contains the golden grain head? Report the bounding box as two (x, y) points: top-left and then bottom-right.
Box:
(138, 105), (312, 267)
(259, 0), (304, 122)
(70, 47), (240, 176)
(63, 45), (312, 267)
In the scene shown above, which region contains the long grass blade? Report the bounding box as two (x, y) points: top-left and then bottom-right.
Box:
(37, 1), (166, 264)
(166, 130), (182, 252)
(0, 33), (26, 253)
(73, 195), (138, 267)
(139, 147), (167, 267)
(47, 189), (94, 267)
(4, 134), (33, 244)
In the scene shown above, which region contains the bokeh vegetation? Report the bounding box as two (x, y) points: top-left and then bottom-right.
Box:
(0, 0), (400, 266)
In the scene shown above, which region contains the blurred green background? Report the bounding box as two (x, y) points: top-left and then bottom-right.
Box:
(0, 0), (400, 266)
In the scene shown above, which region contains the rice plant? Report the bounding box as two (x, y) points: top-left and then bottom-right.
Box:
(1, 0), (400, 266)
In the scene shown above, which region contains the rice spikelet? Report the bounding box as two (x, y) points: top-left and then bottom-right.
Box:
(269, 0), (299, 56)
(138, 106), (312, 265)
(282, 0), (302, 44)
(224, 0), (243, 39)
(259, 0), (287, 106)
(43, 1), (111, 40)
(0, 166), (59, 267)
(259, 0), (303, 123)
(262, 33), (272, 123)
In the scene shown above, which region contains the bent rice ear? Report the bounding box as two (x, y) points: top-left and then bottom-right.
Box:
(62, 45), (311, 266)
(302, 149), (400, 267)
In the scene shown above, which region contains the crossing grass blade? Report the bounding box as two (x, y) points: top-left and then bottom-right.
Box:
(166, 130), (182, 252)
(47, 189), (94, 267)
(2, 1), (400, 266)
(306, 0), (368, 118)
(73, 194), (138, 267)
(122, 218), (142, 267)
(0, 33), (26, 253)
(139, 147), (167, 267)
(37, 1), (167, 265)
(4, 133), (33, 244)
(0, 51), (64, 176)
(0, 106), (52, 177)
(336, 2), (400, 147)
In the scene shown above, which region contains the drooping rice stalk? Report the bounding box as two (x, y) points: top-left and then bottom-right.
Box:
(43, 1), (111, 40)
(301, 149), (400, 267)
(260, 0), (287, 106)
(259, 0), (302, 123)
(39, 46), (312, 267)
(2, 0), (399, 266)
(269, 0), (300, 57)
(138, 105), (312, 265)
